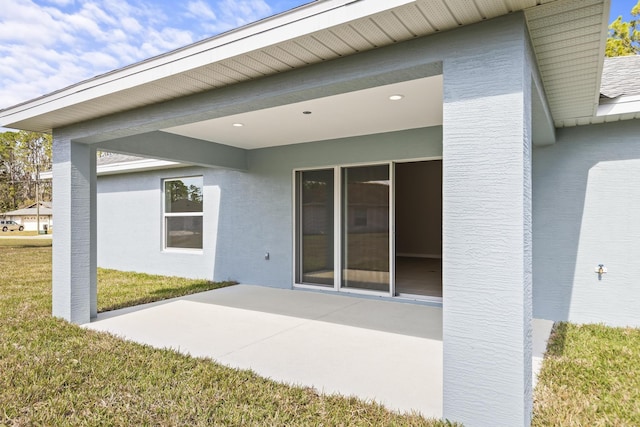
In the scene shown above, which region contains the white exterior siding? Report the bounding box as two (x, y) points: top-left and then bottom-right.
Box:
(96, 127), (442, 284)
(533, 119), (640, 328)
(98, 166), (218, 280)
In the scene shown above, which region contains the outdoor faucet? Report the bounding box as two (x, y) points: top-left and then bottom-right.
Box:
(595, 264), (607, 281)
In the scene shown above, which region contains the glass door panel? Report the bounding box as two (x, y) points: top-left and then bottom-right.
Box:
(341, 165), (390, 291)
(296, 169), (334, 286)
(394, 160), (443, 298)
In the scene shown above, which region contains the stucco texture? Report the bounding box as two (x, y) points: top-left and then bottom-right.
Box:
(533, 119), (640, 328)
(97, 127), (442, 285)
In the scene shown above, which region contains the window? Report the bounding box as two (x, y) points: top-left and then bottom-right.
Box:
(163, 176), (203, 250)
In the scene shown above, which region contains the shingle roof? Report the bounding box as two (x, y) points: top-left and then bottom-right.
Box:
(600, 56), (640, 98)
(3, 202), (53, 216)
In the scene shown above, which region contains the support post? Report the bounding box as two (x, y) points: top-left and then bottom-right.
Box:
(52, 136), (97, 324)
(442, 48), (533, 426)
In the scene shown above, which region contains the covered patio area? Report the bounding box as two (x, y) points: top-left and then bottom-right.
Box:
(0, 0), (613, 423)
(84, 285), (553, 418)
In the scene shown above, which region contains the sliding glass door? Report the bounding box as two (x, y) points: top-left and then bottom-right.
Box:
(341, 165), (390, 291)
(296, 169), (334, 286)
(296, 164), (391, 293)
(296, 161), (442, 300)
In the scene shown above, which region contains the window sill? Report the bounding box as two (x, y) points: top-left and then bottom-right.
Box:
(162, 248), (204, 255)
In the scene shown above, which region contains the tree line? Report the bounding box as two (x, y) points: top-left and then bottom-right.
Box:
(607, 1), (640, 56)
(0, 131), (52, 213)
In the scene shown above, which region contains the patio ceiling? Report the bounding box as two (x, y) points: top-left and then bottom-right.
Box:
(0, 0), (609, 134)
(162, 76), (442, 149)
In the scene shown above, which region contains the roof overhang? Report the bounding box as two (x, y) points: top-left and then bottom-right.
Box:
(39, 157), (185, 179)
(598, 94), (640, 117)
(0, 0), (610, 135)
(594, 56), (640, 124)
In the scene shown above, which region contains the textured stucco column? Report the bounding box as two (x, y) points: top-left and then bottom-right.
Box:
(442, 48), (533, 425)
(52, 135), (97, 324)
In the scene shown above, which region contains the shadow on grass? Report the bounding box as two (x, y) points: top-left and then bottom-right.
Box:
(98, 281), (236, 313)
(0, 240), (52, 248)
(545, 321), (568, 357)
(148, 281), (238, 300)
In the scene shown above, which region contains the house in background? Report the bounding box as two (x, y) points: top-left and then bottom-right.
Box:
(1, 201), (53, 232)
(1, 1), (639, 425)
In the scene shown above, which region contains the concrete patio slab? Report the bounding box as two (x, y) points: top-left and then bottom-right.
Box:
(83, 285), (552, 418)
(532, 318), (554, 388)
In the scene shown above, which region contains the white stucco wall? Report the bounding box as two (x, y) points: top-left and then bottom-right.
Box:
(97, 166), (220, 280)
(533, 119), (640, 328)
(96, 127), (442, 284)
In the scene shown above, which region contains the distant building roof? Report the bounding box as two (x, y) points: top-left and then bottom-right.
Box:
(97, 153), (149, 166)
(40, 154), (185, 180)
(2, 201), (53, 216)
(95, 154), (185, 175)
(600, 56), (640, 99)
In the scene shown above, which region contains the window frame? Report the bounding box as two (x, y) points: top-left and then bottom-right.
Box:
(162, 175), (204, 252)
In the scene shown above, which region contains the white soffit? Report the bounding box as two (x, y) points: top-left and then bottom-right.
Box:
(163, 76), (443, 149)
(525, 0), (610, 127)
(0, 0), (608, 133)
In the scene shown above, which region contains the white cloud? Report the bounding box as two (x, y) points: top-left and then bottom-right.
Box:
(140, 27), (195, 57)
(121, 16), (143, 34)
(42, 0), (74, 6)
(0, 0), (189, 108)
(80, 51), (120, 70)
(219, 0), (272, 26)
(186, 0), (217, 21)
(195, 0), (273, 35)
(0, 0), (279, 112)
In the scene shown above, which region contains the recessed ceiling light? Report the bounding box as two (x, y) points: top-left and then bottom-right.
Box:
(302, 111), (312, 115)
(389, 95), (404, 101)
(232, 123), (244, 127)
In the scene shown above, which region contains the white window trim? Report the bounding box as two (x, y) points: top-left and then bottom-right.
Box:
(162, 176), (204, 253)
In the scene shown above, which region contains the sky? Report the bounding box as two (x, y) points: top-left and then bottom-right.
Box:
(0, 0), (636, 114)
(0, 0), (311, 111)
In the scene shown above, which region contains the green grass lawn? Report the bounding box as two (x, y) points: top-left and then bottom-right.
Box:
(98, 269), (234, 312)
(3, 241), (639, 425)
(0, 236), (52, 247)
(0, 242), (451, 426)
(0, 230), (51, 237)
(533, 322), (640, 426)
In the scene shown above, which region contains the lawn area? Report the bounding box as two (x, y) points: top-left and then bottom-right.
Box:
(0, 243), (451, 426)
(533, 322), (640, 426)
(0, 236), (52, 248)
(97, 269), (234, 312)
(0, 230), (51, 237)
